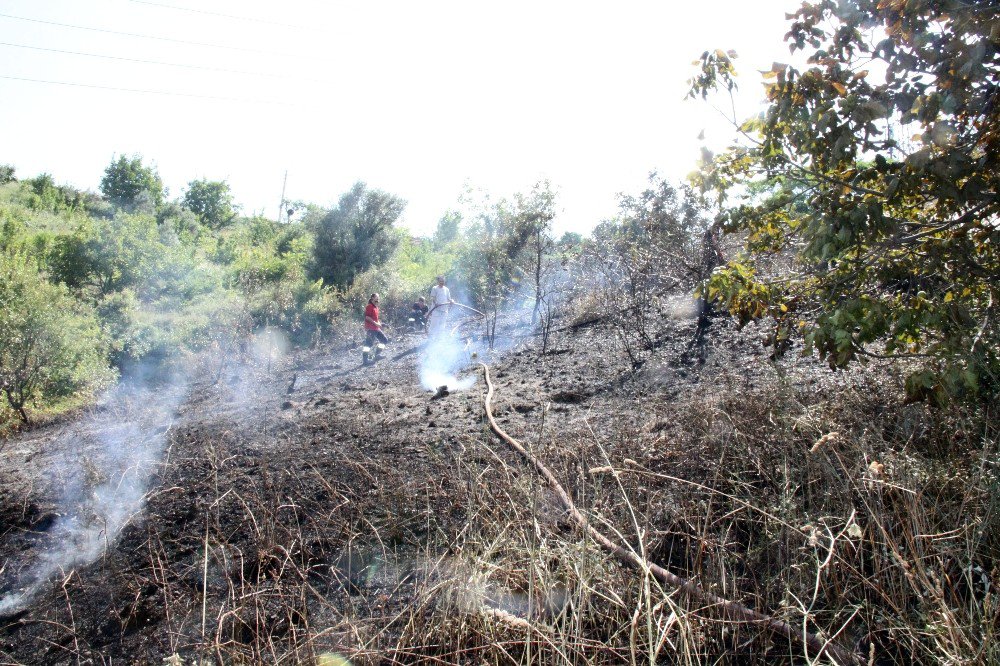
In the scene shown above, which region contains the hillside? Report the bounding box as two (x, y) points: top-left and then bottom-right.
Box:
(0, 303), (993, 665)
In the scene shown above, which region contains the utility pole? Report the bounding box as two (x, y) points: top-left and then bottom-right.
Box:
(277, 170), (288, 223)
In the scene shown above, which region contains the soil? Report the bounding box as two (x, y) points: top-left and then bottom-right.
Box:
(0, 303), (862, 664)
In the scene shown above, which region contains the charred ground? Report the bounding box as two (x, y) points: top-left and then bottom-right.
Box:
(0, 304), (995, 665)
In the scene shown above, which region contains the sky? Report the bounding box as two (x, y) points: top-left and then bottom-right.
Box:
(0, 0), (803, 236)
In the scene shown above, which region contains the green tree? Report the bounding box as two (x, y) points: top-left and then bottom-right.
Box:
(0, 253), (113, 423)
(49, 213), (165, 297)
(100, 154), (164, 209)
(309, 182), (406, 289)
(556, 231), (583, 254)
(183, 179), (236, 229)
(433, 210), (461, 248)
(690, 1), (1000, 402)
(0, 164), (15, 184)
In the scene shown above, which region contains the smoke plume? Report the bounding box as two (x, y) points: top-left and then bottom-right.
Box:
(0, 375), (189, 615)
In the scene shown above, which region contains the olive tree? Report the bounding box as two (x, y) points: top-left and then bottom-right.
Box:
(309, 182), (406, 289)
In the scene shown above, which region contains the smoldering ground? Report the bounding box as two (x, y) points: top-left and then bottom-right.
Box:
(0, 370), (190, 616)
(0, 326), (298, 617)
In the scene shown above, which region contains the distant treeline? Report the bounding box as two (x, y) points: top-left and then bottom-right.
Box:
(0, 157), (609, 425)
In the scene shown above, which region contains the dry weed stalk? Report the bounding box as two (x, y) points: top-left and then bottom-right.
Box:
(480, 362), (861, 665)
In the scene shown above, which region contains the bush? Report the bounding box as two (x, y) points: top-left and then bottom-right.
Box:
(100, 154), (164, 209)
(96, 289), (155, 368)
(0, 253), (114, 423)
(48, 212), (166, 297)
(310, 182), (405, 289)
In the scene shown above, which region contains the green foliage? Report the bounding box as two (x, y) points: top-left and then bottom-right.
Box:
(556, 231), (584, 255)
(100, 154), (164, 209)
(157, 202), (201, 240)
(457, 182), (556, 309)
(692, 0), (1000, 403)
(0, 253), (114, 422)
(95, 289), (155, 367)
(213, 216), (336, 338)
(433, 210), (461, 248)
(309, 182), (406, 289)
(0, 164), (15, 184)
(345, 232), (457, 324)
(49, 213), (166, 297)
(183, 179), (236, 229)
(20, 174), (91, 214)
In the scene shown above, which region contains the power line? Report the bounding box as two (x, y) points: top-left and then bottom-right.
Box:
(128, 0), (313, 31)
(0, 41), (332, 84)
(0, 73), (293, 105)
(0, 12), (302, 60)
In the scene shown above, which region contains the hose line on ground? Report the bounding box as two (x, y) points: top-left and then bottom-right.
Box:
(480, 363), (859, 666)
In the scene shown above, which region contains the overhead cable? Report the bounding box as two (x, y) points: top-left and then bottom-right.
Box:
(0, 12), (302, 60)
(128, 0), (313, 31)
(0, 41), (331, 84)
(0, 73), (292, 105)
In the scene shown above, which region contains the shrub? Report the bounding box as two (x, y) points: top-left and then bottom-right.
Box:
(100, 154), (164, 209)
(310, 182), (405, 289)
(0, 253), (114, 423)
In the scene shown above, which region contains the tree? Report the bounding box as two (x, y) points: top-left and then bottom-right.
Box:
(100, 154), (164, 209)
(433, 210), (462, 248)
(0, 253), (113, 423)
(556, 231), (584, 254)
(455, 185), (550, 347)
(49, 214), (165, 297)
(309, 182), (406, 289)
(515, 182), (556, 326)
(183, 179), (236, 229)
(586, 177), (710, 365)
(0, 164), (16, 184)
(690, 1), (1000, 402)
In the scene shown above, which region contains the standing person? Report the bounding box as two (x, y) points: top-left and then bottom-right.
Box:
(364, 293), (389, 348)
(427, 275), (453, 338)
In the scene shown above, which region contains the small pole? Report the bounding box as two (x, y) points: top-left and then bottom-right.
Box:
(277, 170), (288, 223)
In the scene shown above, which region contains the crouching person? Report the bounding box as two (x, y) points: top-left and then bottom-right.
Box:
(411, 296), (429, 331)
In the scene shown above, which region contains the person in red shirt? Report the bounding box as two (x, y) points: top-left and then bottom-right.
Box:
(364, 293), (389, 347)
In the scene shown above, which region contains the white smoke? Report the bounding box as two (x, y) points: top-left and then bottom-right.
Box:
(418, 332), (478, 392)
(0, 376), (189, 615)
(250, 326), (290, 367)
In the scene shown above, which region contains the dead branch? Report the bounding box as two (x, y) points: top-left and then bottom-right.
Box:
(480, 363), (860, 666)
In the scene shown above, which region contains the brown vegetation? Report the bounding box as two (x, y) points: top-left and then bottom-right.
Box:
(0, 299), (994, 664)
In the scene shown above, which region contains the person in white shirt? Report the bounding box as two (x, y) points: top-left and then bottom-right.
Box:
(428, 275), (453, 338)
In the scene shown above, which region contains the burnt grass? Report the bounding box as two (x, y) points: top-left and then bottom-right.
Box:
(0, 304), (995, 665)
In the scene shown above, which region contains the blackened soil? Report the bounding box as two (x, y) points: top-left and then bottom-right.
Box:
(0, 305), (858, 664)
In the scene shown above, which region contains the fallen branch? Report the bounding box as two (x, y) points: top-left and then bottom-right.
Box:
(480, 363), (859, 666)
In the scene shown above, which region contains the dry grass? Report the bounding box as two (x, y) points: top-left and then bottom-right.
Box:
(8, 331), (995, 665)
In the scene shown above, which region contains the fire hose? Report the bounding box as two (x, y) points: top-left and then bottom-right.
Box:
(480, 364), (859, 666)
(424, 301), (486, 336)
(426, 301), (486, 318)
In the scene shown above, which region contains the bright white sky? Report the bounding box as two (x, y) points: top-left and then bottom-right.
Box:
(0, 0), (801, 236)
